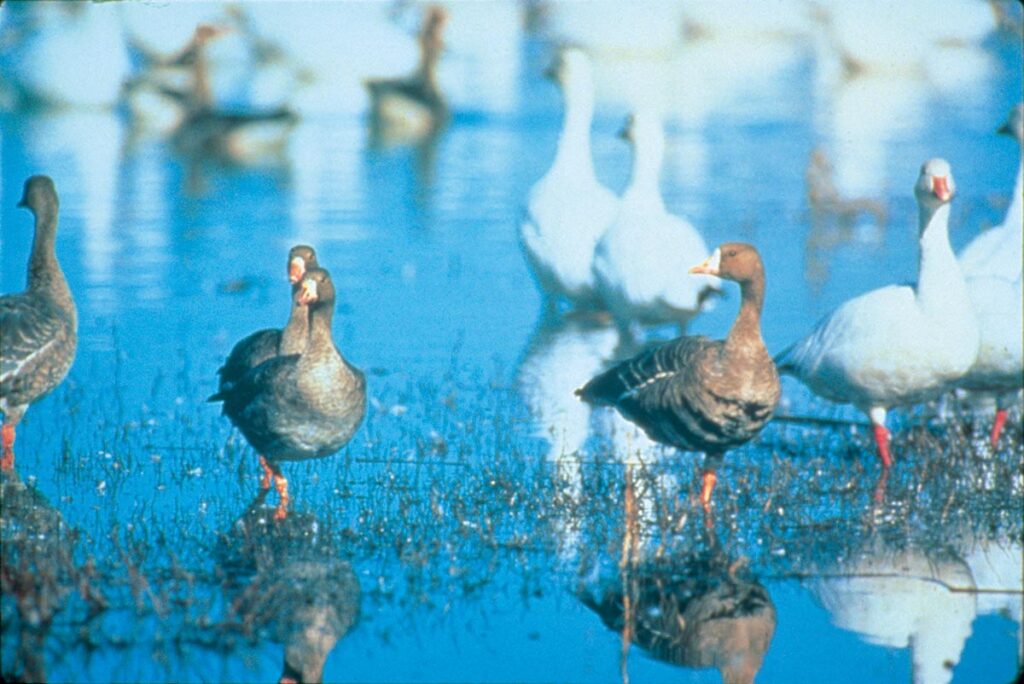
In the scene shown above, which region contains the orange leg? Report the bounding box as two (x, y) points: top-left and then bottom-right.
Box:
(258, 455), (274, 490)
(272, 472), (290, 521)
(699, 470), (717, 511)
(873, 465), (889, 504)
(990, 409), (1008, 448)
(872, 424), (892, 468)
(1, 424), (14, 472)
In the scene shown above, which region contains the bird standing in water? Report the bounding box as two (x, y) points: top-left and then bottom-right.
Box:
(577, 243), (779, 508)
(1, 176), (77, 472)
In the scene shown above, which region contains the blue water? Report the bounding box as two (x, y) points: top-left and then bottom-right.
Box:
(1, 2), (1022, 683)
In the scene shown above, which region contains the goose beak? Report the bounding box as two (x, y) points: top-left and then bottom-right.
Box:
(288, 256), (305, 284)
(689, 249), (721, 276)
(298, 279), (318, 305)
(931, 175), (951, 202)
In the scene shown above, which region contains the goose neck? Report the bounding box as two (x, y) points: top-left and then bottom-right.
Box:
(726, 276), (766, 352)
(916, 203), (966, 311)
(27, 209), (73, 314)
(279, 299), (310, 356)
(304, 303), (337, 358)
(1004, 160), (1023, 232)
(627, 134), (664, 199)
(551, 86), (596, 177)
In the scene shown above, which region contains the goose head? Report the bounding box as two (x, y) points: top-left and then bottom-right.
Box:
(545, 47), (593, 89)
(288, 245), (318, 285)
(997, 103), (1023, 144)
(914, 158), (955, 209)
(16, 175), (59, 215)
(689, 242), (764, 287)
(297, 267), (335, 310)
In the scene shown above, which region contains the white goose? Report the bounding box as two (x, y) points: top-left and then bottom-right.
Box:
(520, 48), (617, 311)
(956, 104), (1024, 446)
(592, 110), (717, 334)
(776, 159), (980, 467)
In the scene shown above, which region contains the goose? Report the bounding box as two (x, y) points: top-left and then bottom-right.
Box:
(577, 243), (779, 508)
(776, 159), (980, 467)
(955, 105), (1024, 446)
(216, 245), (318, 394)
(519, 48), (618, 311)
(210, 268), (365, 520)
(581, 556), (776, 684)
(1, 176), (77, 472)
(959, 103), (1023, 281)
(364, 5), (448, 142)
(219, 496), (360, 684)
(592, 110), (717, 336)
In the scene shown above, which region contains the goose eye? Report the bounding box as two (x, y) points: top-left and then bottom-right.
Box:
(727, 250), (737, 257)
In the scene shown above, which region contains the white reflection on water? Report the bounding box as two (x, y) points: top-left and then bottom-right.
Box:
(809, 548), (978, 684)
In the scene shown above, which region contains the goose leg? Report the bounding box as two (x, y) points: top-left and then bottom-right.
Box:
(272, 471), (290, 521)
(867, 406), (892, 467)
(990, 409), (1008, 448)
(258, 454), (274, 490)
(699, 469), (717, 510)
(1, 424), (14, 472)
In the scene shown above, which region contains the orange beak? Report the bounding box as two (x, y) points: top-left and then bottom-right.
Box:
(288, 257), (305, 284)
(931, 175), (951, 202)
(688, 248), (721, 276)
(298, 279), (318, 305)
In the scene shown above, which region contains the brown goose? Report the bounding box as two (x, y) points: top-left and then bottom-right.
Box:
(577, 243), (779, 507)
(364, 5), (448, 141)
(210, 268), (366, 519)
(216, 245), (318, 394)
(1, 176), (77, 472)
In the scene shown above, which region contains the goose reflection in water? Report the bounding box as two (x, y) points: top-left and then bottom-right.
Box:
(216, 491), (361, 684)
(1, 468), (99, 684)
(578, 518), (776, 684)
(808, 541), (977, 684)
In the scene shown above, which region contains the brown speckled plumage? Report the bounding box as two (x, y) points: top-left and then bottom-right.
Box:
(212, 267), (366, 463)
(577, 243), (778, 499)
(1, 176), (77, 468)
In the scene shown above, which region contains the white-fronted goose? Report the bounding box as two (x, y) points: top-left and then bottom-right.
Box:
(1, 176), (77, 472)
(957, 104), (1023, 445)
(578, 243), (779, 507)
(592, 110), (718, 336)
(210, 268), (365, 519)
(777, 159), (980, 467)
(364, 5), (448, 140)
(519, 47), (618, 311)
(216, 245), (318, 393)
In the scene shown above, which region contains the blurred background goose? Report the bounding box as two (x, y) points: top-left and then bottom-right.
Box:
(1, 176), (77, 472)
(364, 5), (448, 143)
(592, 110), (717, 339)
(776, 159), (980, 468)
(520, 47), (617, 313)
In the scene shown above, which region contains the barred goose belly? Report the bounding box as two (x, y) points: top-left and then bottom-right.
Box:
(1, 176), (77, 472)
(776, 159), (980, 467)
(577, 243), (779, 507)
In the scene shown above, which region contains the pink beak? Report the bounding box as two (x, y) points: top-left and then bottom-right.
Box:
(932, 175), (951, 202)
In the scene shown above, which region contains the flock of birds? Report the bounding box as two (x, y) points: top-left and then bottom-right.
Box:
(521, 44), (1022, 502)
(1, 97), (1020, 519)
(0, 3), (1022, 521)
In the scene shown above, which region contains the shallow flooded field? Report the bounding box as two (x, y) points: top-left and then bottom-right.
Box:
(1, 2), (1022, 683)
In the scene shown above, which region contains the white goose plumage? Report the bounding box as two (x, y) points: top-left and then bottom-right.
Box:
(776, 159), (980, 467)
(956, 104), (1024, 446)
(592, 110), (716, 334)
(520, 48), (617, 311)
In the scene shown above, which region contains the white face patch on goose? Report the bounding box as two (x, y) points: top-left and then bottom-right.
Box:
(689, 248), (721, 276)
(299, 278), (319, 304)
(289, 256), (306, 283)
